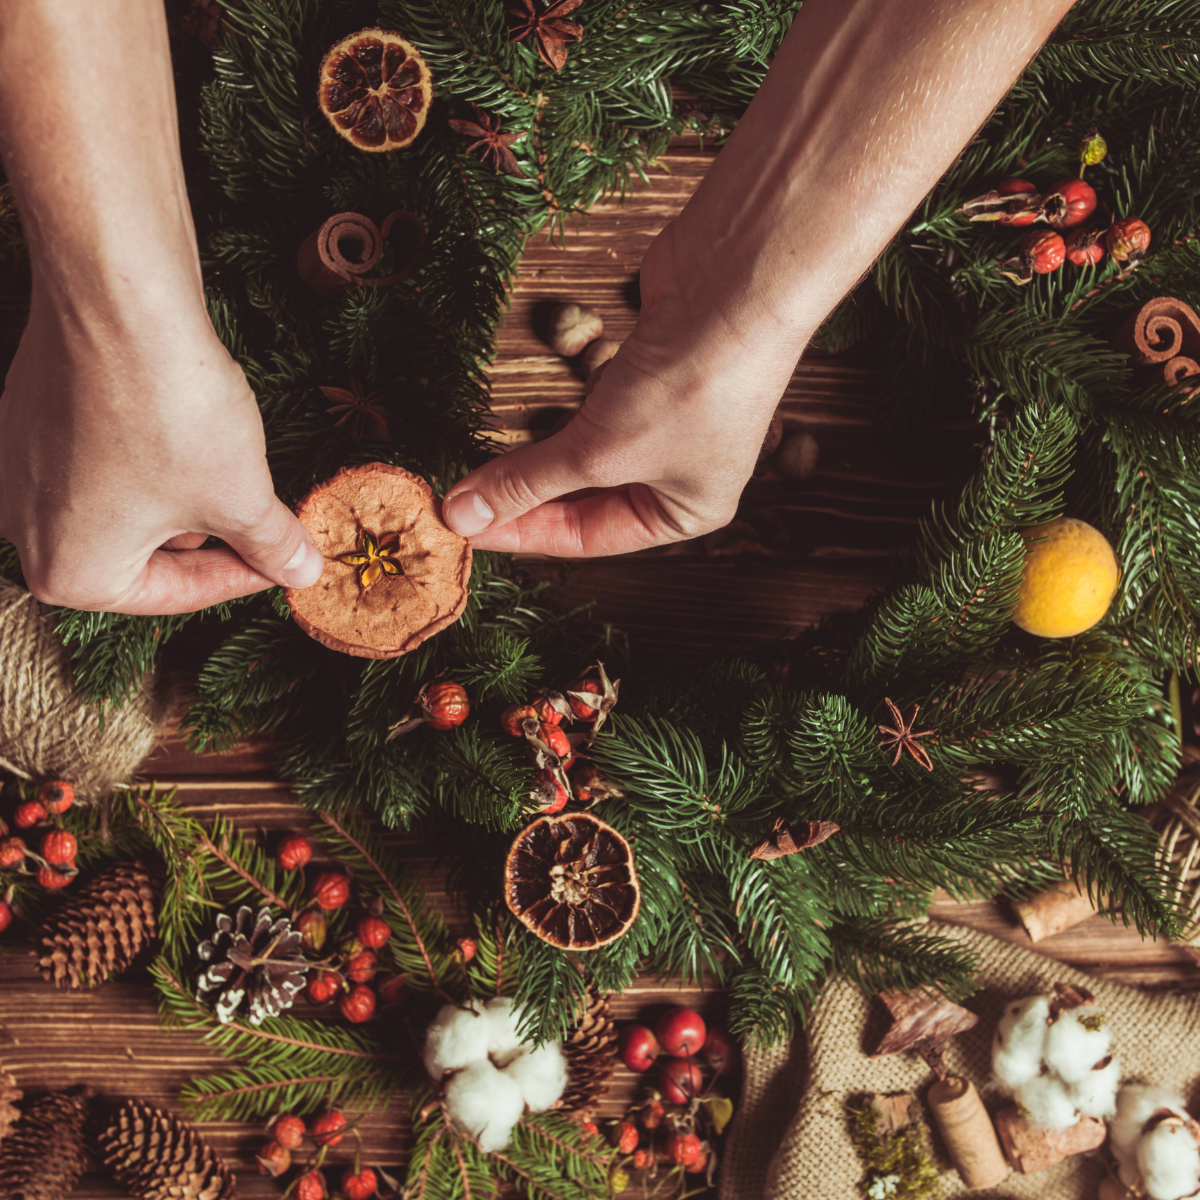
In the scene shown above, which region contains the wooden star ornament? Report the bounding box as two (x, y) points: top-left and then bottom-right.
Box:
(448, 107), (527, 177)
(871, 987), (979, 1080)
(504, 0), (583, 72)
(878, 697), (935, 771)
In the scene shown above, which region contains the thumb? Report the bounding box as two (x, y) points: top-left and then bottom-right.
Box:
(218, 496), (325, 588)
(443, 424), (599, 538)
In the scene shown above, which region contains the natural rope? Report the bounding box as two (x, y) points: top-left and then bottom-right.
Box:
(0, 579), (167, 804)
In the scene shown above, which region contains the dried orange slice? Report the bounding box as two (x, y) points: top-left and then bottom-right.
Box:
(504, 813), (640, 951)
(318, 28), (432, 153)
(285, 463), (471, 659)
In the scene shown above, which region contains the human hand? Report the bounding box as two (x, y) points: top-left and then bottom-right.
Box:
(0, 298), (323, 614)
(443, 222), (804, 556)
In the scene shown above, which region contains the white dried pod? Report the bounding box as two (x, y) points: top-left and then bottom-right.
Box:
(444, 1059), (527, 1152)
(1067, 1053), (1120, 1119)
(1044, 1006), (1112, 1082)
(484, 997), (526, 1068)
(1110, 1085), (1191, 1170)
(548, 304), (604, 357)
(1138, 1118), (1200, 1200)
(503, 1042), (569, 1112)
(422, 1000), (489, 1079)
(1015, 1074), (1080, 1130)
(992, 995), (1051, 1088)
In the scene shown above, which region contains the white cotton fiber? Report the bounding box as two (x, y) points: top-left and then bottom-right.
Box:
(423, 1000), (490, 1080)
(1067, 1053), (1120, 1120)
(1015, 1075), (1080, 1131)
(503, 1042), (569, 1112)
(1111, 1085), (1192, 1170)
(444, 1060), (527, 1153)
(485, 997), (527, 1067)
(1138, 1119), (1200, 1200)
(992, 996), (1051, 1088)
(1043, 1006), (1112, 1083)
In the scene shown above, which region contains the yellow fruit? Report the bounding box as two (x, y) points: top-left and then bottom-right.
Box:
(1013, 517), (1119, 638)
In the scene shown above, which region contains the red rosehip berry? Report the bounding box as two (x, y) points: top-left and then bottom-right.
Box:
(581, 1120), (600, 1137)
(530, 769), (570, 814)
(659, 1057), (704, 1105)
(666, 1132), (702, 1167)
(501, 703), (540, 738)
(615, 1121), (639, 1155)
(0, 837), (26, 868)
(702, 1026), (739, 1073)
(532, 696), (565, 725)
(298, 910), (328, 953)
(456, 937), (477, 963)
(341, 1168), (378, 1200)
(310, 1110), (347, 1147)
(40, 830), (77, 867)
(1107, 216), (1152, 266)
(423, 682), (470, 731)
(376, 972), (406, 1005)
(311, 871), (350, 911)
(13, 801), (47, 830)
(1039, 177), (1097, 229)
(958, 178), (1041, 226)
(305, 969), (342, 1005)
(571, 764), (622, 806)
(656, 1007), (706, 1057)
(37, 780), (74, 814)
(270, 1113), (307, 1150)
(37, 864), (74, 890)
(296, 1170), (328, 1200)
(686, 1149), (710, 1175)
(1064, 226), (1105, 267)
(639, 1101), (665, 1131)
(339, 984), (377, 1024)
(256, 1140), (291, 1177)
(999, 229), (1065, 285)
(0, 900), (12, 933)
(567, 678), (603, 722)
(632, 1148), (652, 1170)
(277, 834), (313, 871)
(356, 915), (392, 948)
(346, 950), (378, 984)
(535, 721), (575, 770)
(618, 1024), (660, 1072)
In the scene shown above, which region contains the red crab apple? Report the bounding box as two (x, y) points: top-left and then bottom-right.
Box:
(656, 1006), (706, 1057)
(618, 1024), (660, 1072)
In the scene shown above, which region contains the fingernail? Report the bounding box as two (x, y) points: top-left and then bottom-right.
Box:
(281, 540), (324, 588)
(444, 491), (495, 537)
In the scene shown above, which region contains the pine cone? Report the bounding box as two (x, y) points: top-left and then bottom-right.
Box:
(35, 860), (158, 990)
(0, 1061), (22, 1144)
(557, 989), (618, 1114)
(99, 1098), (235, 1200)
(196, 905), (308, 1025)
(0, 1091), (91, 1200)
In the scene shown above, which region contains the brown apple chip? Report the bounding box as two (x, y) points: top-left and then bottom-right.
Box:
(285, 462), (471, 659)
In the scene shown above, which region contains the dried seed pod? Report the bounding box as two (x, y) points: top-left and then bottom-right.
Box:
(548, 304), (603, 357)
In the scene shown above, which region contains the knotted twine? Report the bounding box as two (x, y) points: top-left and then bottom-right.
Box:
(0, 579), (167, 803)
(720, 920), (1200, 1200)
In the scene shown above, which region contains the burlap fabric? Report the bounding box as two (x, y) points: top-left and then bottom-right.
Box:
(721, 919), (1200, 1200)
(0, 579), (168, 802)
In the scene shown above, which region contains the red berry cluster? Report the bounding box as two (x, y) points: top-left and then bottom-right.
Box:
(0, 780), (80, 911)
(498, 664), (622, 815)
(257, 1110), (386, 1199)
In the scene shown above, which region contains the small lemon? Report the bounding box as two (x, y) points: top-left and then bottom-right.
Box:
(1013, 517), (1120, 638)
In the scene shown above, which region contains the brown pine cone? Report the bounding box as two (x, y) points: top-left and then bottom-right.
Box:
(98, 1097), (235, 1200)
(35, 861), (158, 990)
(556, 989), (618, 1114)
(0, 1061), (22, 1144)
(0, 1090), (91, 1200)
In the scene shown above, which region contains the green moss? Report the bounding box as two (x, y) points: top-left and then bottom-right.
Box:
(849, 1101), (941, 1200)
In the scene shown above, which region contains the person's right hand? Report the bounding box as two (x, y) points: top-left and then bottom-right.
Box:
(0, 294), (324, 614)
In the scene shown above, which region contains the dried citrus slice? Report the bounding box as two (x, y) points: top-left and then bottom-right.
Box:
(318, 28), (432, 153)
(504, 813), (640, 951)
(285, 463), (471, 659)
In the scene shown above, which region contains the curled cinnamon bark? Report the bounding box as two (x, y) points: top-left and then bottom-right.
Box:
(1111, 296), (1200, 391)
(297, 210), (426, 295)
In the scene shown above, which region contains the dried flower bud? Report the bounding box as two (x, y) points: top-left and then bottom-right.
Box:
(548, 303), (603, 357)
(298, 910), (328, 953)
(256, 1140), (291, 1177)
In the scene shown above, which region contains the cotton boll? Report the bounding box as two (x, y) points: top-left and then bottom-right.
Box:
(1138, 1119), (1200, 1200)
(444, 1060), (527, 1153)
(1015, 1075), (1079, 1131)
(993, 996), (1051, 1088)
(1068, 1053), (1120, 1120)
(423, 1000), (490, 1079)
(1044, 1007), (1113, 1083)
(503, 1042), (569, 1112)
(1111, 1085), (1192, 1170)
(485, 997), (527, 1067)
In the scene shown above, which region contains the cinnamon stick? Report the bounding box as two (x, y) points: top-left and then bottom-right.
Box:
(297, 210), (425, 295)
(927, 1075), (1008, 1188)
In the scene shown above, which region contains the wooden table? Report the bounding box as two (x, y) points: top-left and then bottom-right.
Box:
(1, 138), (1196, 1199)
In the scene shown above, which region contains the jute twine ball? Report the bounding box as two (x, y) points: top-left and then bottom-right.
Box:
(0, 579), (167, 803)
(1152, 768), (1200, 944)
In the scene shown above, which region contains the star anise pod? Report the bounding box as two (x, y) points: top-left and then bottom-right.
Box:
(448, 106), (527, 177)
(877, 697), (935, 771)
(749, 818), (841, 861)
(321, 377), (390, 441)
(504, 0), (583, 72)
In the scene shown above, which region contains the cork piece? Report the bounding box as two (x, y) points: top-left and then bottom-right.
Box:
(994, 1105), (1107, 1174)
(927, 1075), (1009, 1188)
(1015, 879), (1101, 942)
(285, 463), (471, 659)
